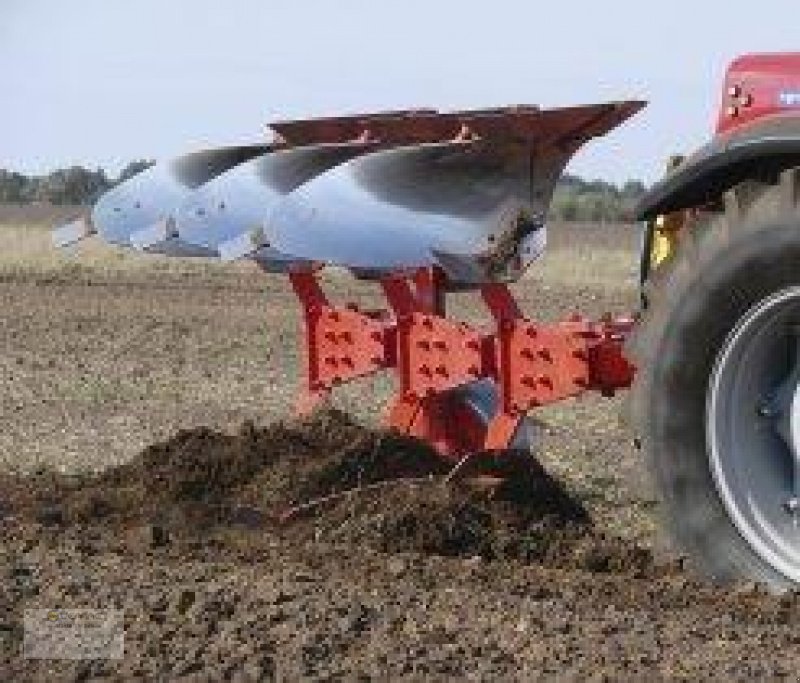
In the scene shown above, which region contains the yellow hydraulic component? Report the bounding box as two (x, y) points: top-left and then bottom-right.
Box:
(649, 154), (687, 270)
(650, 213), (683, 268)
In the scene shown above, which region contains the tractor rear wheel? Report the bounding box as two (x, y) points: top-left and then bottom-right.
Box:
(629, 168), (800, 589)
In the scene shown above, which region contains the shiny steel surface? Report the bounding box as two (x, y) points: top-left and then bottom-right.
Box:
(175, 142), (375, 263)
(91, 145), (270, 247)
(129, 219), (216, 257)
(457, 379), (536, 451)
(52, 217), (94, 248)
(261, 102), (645, 283)
(215, 227), (308, 271)
(55, 101), (646, 281)
(266, 140), (565, 282)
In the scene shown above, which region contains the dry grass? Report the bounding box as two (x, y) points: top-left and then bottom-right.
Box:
(0, 219), (642, 286)
(0, 221), (239, 280)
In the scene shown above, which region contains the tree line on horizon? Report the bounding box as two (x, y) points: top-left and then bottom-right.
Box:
(0, 163), (648, 223)
(0, 161), (156, 208)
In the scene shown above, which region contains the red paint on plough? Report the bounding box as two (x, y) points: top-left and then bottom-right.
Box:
(289, 266), (635, 459)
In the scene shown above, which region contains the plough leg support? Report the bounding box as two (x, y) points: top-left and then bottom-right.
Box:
(287, 267), (636, 458)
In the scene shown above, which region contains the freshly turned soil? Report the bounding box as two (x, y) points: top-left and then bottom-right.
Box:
(4, 221), (800, 680)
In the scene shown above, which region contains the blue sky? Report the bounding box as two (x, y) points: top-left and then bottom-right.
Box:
(1, 0), (797, 183)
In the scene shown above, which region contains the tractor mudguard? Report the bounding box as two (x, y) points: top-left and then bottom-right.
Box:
(636, 113), (800, 221)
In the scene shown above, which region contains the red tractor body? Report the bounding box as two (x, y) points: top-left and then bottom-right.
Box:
(717, 53), (800, 135)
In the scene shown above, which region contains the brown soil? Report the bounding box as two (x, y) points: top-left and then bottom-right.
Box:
(2, 409), (648, 574)
(3, 221), (800, 680)
(2, 409), (800, 680)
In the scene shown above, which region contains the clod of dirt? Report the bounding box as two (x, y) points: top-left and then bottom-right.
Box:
(318, 463), (659, 577)
(0, 409), (448, 527)
(0, 408), (664, 579)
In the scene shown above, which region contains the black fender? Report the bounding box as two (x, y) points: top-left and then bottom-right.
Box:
(636, 113), (800, 221)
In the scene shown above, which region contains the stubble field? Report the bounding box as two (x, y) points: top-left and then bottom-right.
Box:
(2, 208), (800, 680)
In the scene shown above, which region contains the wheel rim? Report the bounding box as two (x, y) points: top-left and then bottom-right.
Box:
(708, 286), (800, 583)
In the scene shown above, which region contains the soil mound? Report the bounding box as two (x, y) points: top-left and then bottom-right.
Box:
(0, 410), (441, 521)
(0, 409), (662, 577)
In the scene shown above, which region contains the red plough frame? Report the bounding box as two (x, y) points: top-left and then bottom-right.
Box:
(289, 267), (634, 460)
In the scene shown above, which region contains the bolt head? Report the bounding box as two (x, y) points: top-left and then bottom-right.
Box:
(757, 403), (778, 419)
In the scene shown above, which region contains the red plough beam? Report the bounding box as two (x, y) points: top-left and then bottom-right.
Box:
(289, 266), (635, 461)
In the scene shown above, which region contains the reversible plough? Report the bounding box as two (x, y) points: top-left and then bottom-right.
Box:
(56, 54), (800, 588)
(55, 103), (641, 459)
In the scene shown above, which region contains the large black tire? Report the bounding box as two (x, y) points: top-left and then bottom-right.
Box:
(628, 167), (800, 589)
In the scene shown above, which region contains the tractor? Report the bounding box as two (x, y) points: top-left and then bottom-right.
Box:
(54, 52), (800, 589)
